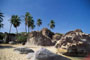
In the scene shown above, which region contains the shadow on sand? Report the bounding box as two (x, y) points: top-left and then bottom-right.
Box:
(0, 45), (15, 49)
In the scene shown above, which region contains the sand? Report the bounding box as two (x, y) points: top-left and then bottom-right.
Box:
(0, 44), (57, 60)
(0, 44), (83, 60)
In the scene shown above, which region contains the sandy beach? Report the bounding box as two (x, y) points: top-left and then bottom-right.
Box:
(0, 44), (84, 60)
(0, 44), (57, 60)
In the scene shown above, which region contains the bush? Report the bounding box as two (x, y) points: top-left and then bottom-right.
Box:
(16, 34), (27, 43)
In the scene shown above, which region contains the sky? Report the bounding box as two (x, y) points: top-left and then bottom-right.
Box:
(0, 0), (90, 34)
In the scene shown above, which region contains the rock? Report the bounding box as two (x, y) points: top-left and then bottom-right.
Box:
(64, 44), (89, 57)
(9, 41), (16, 44)
(26, 31), (53, 46)
(52, 34), (63, 44)
(28, 48), (71, 60)
(40, 28), (54, 39)
(27, 53), (34, 59)
(14, 47), (34, 54)
(55, 29), (90, 57)
(53, 34), (62, 40)
(3, 33), (16, 43)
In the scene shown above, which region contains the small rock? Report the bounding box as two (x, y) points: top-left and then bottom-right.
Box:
(14, 47), (34, 54)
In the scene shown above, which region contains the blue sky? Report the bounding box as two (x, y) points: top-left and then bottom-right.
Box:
(0, 0), (90, 34)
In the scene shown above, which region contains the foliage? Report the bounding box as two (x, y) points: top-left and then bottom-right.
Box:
(55, 33), (63, 36)
(10, 15), (21, 33)
(37, 19), (42, 27)
(0, 12), (4, 29)
(16, 34), (27, 43)
(0, 32), (5, 40)
(49, 20), (55, 29)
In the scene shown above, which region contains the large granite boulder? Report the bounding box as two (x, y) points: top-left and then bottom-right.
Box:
(26, 31), (53, 46)
(40, 28), (54, 39)
(63, 43), (90, 57)
(52, 33), (63, 44)
(14, 47), (34, 54)
(27, 48), (71, 60)
(55, 29), (90, 56)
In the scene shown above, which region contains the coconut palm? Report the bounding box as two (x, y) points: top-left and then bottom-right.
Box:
(0, 12), (3, 21)
(0, 23), (3, 29)
(10, 15), (21, 34)
(37, 19), (42, 30)
(25, 12), (30, 33)
(27, 16), (34, 33)
(0, 12), (4, 29)
(49, 20), (55, 29)
(31, 24), (35, 31)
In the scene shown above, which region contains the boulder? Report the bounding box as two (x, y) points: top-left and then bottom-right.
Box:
(52, 33), (63, 44)
(14, 47), (34, 54)
(55, 29), (90, 56)
(40, 28), (54, 39)
(9, 41), (16, 44)
(64, 43), (90, 57)
(27, 48), (71, 60)
(26, 31), (53, 46)
(3, 33), (16, 43)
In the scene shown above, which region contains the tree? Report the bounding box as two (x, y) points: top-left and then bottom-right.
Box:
(37, 19), (42, 30)
(49, 20), (55, 29)
(31, 24), (35, 31)
(10, 15), (21, 34)
(0, 12), (4, 29)
(25, 12), (30, 33)
(27, 16), (34, 32)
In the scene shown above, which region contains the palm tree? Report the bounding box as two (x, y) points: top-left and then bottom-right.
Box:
(31, 25), (35, 31)
(49, 20), (55, 29)
(10, 15), (21, 34)
(0, 12), (4, 29)
(0, 12), (3, 21)
(0, 23), (3, 29)
(9, 15), (14, 33)
(37, 19), (42, 30)
(27, 16), (34, 32)
(25, 12), (30, 33)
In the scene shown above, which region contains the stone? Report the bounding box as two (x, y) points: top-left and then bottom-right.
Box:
(14, 47), (34, 54)
(55, 29), (90, 57)
(9, 41), (16, 44)
(26, 31), (53, 46)
(40, 28), (54, 39)
(28, 48), (71, 60)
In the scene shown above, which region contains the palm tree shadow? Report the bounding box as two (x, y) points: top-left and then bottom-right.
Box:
(0, 45), (15, 49)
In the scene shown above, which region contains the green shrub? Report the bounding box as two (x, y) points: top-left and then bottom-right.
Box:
(16, 35), (27, 43)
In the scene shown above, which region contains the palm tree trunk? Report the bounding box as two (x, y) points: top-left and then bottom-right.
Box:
(16, 27), (18, 34)
(9, 24), (12, 33)
(25, 24), (27, 33)
(28, 27), (29, 33)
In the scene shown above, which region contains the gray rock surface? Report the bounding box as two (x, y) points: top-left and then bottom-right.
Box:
(27, 48), (71, 60)
(14, 47), (34, 54)
(26, 31), (53, 46)
(55, 29), (90, 56)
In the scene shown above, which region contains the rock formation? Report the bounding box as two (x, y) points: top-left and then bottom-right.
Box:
(3, 33), (16, 43)
(27, 48), (71, 60)
(26, 28), (63, 46)
(40, 28), (54, 39)
(26, 31), (53, 46)
(55, 29), (90, 56)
